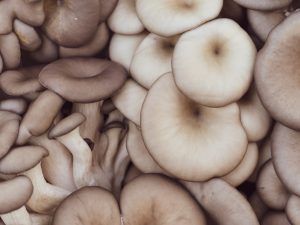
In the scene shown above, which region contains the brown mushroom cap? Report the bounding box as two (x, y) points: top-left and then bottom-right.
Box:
(39, 58), (128, 103)
(52, 186), (120, 225)
(0, 145), (48, 174)
(0, 65), (44, 97)
(256, 160), (289, 210)
(121, 174), (206, 225)
(141, 73), (247, 181)
(0, 176), (33, 214)
(0, 33), (21, 70)
(43, 0), (100, 47)
(233, 0), (292, 10)
(286, 195), (300, 225)
(261, 211), (292, 225)
(271, 122), (300, 196)
(255, 11), (300, 130)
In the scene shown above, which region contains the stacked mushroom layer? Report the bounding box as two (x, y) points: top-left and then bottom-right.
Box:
(0, 0), (299, 225)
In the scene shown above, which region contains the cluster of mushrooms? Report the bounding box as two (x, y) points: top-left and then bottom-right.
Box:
(0, 0), (299, 224)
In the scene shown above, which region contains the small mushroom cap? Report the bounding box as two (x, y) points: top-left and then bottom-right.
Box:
(108, 0), (144, 35)
(0, 33), (21, 69)
(43, 0), (100, 47)
(121, 174), (206, 225)
(286, 195), (300, 225)
(127, 122), (165, 174)
(0, 176), (33, 214)
(256, 160), (289, 210)
(39, 58), (128, 103)
(233, 0), (292, 10)
(247, 9), (285, 42)
(0, 65), (44, 97)
(59, 23), (109, 58)
(255, 11), (300, 130)
(49, 113), (86, 139)
(135, 0), (222, 37)
(271, 122), (300, 196)
(261, 211), (292, 225)
(141, 73), (248, 181)
(130, 34), (178, 88)
(109, 32), (147, 71)
(173, 18), (256, 107)
(0, 145), (48, 174)
(112, 79), (147, 125)
(238, 84), (271, 142)
(222, 143), (259, 187)
(52, 186), (120, 225)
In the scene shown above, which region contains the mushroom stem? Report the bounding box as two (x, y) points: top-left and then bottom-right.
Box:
(22, 163), (70, 214)
(0, 206), (31, 225)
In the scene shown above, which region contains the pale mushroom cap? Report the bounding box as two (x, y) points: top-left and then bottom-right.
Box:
(49, 113), (86, 139)
(109, 32), (147, 71)
(233, 0), (292, 10)
(0, 33), (21, 69)
(52, 186), (121, 225)
(247, 9), (285, 42)
(255, 11), (300, 130)
(127, 122), (165, 174)
(43, 0), (100, 47)
(59, 22), (109, 58)
(261, 211), (292, 225)
(271, 122), (300, 196)
(0, 145), (48, 174)
(238, 84), (272, 142)
(286, 195), (300, 225)
(112, 79), (147, 125)
(141, 73), (248, 181)
(222, 143), (259, 187)
(0, 176), (33, 214)
(0, 98), (27, 115)
(256, 160), (289, 210)
(120, 174), (207, 225)
(108, 0), (144, 35)
(39, 58), (128, 103)
(130, 34), (178, 88)
(136, 0), (223, 37)
(173, 18), (256, 107)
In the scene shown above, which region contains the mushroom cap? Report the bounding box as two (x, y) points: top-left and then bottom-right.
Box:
(109, 32), (147, 71)
(0, 176), (33, 214)
(120, 174), (206, 225)
(247, 9), (285, 42)
(52, 186), (120, 225)
(173, 18), (256, 107)
(256, 160), (289, 210)
(222, 143), (259, 187)
(0, 33), (21, 69)
(238, 84), (271, 142)
(39, 58), (128, 103)
(135, 0), (223, 37)
(0, 145), (48, 174)
(255, 11), (300, 130)
(0, 65), (44, 97)
(130, 34), (178, 88)
(112, 79), (147, 125)
(233, 0), (292, 10)
(271, 122), (300, 196)
(141, 73), (248, 181)
(261, 211), (292, 225)
(0, 98), (27, 115)
(49, 113), (86, 139)
(286, 195), (300, 225)
(126, 122), (165, 174)
(43, 0), (100, 47)
(59, 23), (109, 58)
(108, 0), (144, 35)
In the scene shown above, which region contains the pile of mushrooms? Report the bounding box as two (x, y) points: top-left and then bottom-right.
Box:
(0, 0), (299, 224)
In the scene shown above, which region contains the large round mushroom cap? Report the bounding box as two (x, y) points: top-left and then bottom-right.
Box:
(39, 58), (128, 103)
(135, 0), (223, 37)
(173, 18), (256, 107)
(52, 186), (120, 225)
(141, 73), (248, 181)
(255, 11), (300, 130)
(233, 0), (292, 10)
(120, 174), (206, 225)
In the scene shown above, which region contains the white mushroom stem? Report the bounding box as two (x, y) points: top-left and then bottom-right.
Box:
(22, 163), (70, 214)
(56, 127), (93, 188)
(0, 206), (31, 225)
